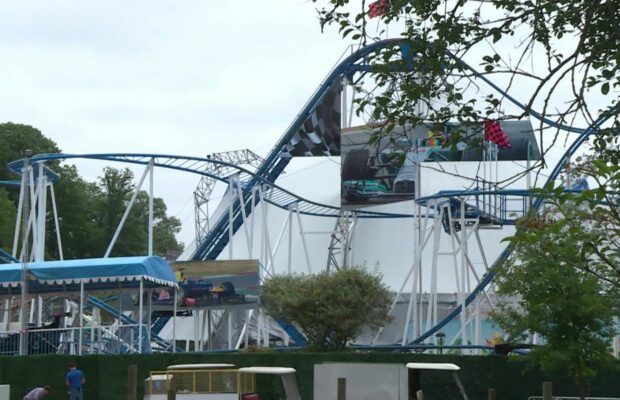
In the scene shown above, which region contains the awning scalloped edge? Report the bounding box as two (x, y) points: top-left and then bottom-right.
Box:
(0, 275), (178, 289)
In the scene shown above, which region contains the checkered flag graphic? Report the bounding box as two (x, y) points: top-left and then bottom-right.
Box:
(280, 80), (341, 158)
(483, 119), (512, 148)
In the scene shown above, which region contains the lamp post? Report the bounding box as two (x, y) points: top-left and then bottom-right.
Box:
(19, 150), (32, 355)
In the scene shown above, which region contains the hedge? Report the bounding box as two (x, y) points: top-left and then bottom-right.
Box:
(1, 351), (618, 400)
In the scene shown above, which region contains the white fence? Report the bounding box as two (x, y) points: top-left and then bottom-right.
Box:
(0, 323), (167, 355)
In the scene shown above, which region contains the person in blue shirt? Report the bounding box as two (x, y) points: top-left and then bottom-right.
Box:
(65, 362), (85, 400)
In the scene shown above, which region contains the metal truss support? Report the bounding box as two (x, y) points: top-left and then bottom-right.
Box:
(193, 149), (264, 245)
(438, 199), (495, 354)
(325, 211), (358, 273)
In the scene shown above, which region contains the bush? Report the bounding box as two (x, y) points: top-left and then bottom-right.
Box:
(261, 267), (392, 351)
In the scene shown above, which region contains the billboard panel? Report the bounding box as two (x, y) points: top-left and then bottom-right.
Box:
(341, 121), (540, 209)
(153, 260), (259, 308)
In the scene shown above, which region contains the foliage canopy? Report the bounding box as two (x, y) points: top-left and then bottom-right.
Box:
(314, 0), (620, 164)
(494, 175), (620, 397)
(261, 267), (392, 351)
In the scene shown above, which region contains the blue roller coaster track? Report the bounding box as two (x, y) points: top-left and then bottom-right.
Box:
(7, 38), (609, 345)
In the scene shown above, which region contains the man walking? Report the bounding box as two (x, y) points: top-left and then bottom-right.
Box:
(65, 362), (85, 400)
(23, 386), (51, 400)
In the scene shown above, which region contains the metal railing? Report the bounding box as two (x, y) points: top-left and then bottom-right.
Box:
(146, 369), (255, 396)
(0, 323), (161, 355)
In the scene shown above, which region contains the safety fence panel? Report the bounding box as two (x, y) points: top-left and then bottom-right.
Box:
(0, 323), (157, 355)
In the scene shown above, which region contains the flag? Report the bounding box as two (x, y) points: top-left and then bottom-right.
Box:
(368, 0), (389, 18)
(483, 119), (511, 148)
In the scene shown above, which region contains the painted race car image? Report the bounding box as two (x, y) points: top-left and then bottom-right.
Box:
(145, 280), (247, 307)
(177, 280), (246, 306)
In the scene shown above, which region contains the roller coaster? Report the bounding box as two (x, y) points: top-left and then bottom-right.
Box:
(2, 38), (611, 351)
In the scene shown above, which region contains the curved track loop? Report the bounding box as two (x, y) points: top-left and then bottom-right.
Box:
(9, 39), (608, 345)
(9, 153), (414, 221)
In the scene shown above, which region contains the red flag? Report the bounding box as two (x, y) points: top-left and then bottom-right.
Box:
(483, 119), (511, 148)
(368, 0), (389, 18)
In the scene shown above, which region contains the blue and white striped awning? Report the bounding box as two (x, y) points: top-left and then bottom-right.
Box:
(0, 256), (177, 294)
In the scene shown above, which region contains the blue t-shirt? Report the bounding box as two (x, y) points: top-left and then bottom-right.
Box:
(66, 369), (84, 389)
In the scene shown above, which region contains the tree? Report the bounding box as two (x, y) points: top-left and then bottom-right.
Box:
(150, 197), (183, 256)
(0, 124), (184, 260)
(261, 267), (392, 351)
(95, 167), (145, 256)
(314, 0), (619, 167)
(0, 122), (60, 185)
(46, 165), (106, 260)
(494, 192), (620, 399)
(95, 167), (184, 257)
(0, 189), (16, 250)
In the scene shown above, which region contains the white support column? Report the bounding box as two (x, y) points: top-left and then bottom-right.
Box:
(105, 164), (151, 257)
(263, 313), (270, 348)
(402, 258), (419, 346)
(257, 311), (263, 348)
(234, 180), (253, 257)
(206, 310), (212, 350)
(287, 210), (293, 275)
(446, 204), (461, 316)
(249, 187), (258, 258)
(244, 309), (252, 349)
(346, 213), (358, 268)
(474, 229), (491, 272)
(35, 163), (47, 262)
(459, 199), (467, 350)
(294, 206), (312, 274)
(12, 171), (26, 258)
(193, 311), (200, 351)
(21, 168), (38, 262)
(172, 288), (177, 353)
(267, 216), (290, 275)
(138, 278), (143, 354)
(228, 180), (235, 260)
(475, 294), (482, 353)
(19, 151), (32, 356)
(403, 175), (423, 345)
(36, 295), (42, 326)
(235, 317), (248, 350)
(118, 285), (123, 324)
(79, 281), (84, 356)
(426, 206), (441, 336)
(454, 232), (495, 309)
(342, 78), (348, 129)
(147, 289), (152, 351)
(49, 185), (64, 260)
(2, 298), (8, 332)
(148, 159), (154, 256)
(258, 188), (275, 277)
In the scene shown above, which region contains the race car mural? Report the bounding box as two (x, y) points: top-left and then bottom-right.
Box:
(152, 260), (259, 308)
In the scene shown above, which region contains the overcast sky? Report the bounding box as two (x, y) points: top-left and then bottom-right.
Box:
(0, 1), (596, 271)
(0, 1), (351, 245)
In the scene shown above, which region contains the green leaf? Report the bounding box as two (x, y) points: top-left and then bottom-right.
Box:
(601, 82), (610, 95)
